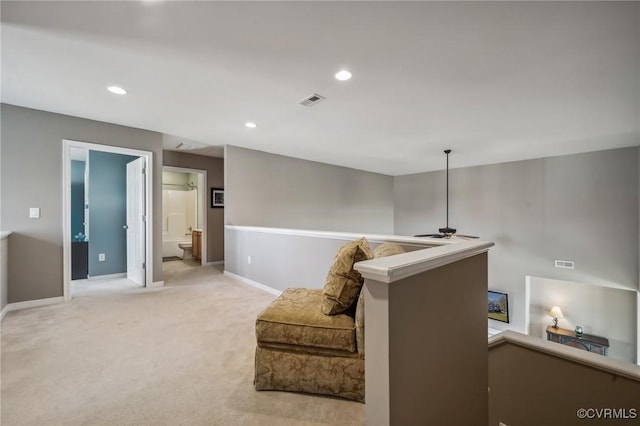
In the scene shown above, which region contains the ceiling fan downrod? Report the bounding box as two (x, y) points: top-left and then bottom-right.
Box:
(438, 149), (456, 236)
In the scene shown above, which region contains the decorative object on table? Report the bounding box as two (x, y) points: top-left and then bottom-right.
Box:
(548, 306), (564, 329)
(211, 188), (224, 208)
(414, 149), (478, 239)
(487, 290), (509, 323)
(575, 325), (583, 337)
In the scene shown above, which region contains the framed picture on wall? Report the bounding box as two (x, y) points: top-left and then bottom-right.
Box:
(211, 188), (224, 208)
(488, 290), (510, 323)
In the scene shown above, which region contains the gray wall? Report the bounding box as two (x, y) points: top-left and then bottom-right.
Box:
(225, 227), (432, 294)
(226, 228), (359, 291)
(387, 254), (488, 425)
(394, 147), (639, 333)
(0, 104), (163, 303)
(225, 145), (394, 234)
(88, 151), (137, 277)
(489, 340), (640, 426)
(163, 150), (224, 262)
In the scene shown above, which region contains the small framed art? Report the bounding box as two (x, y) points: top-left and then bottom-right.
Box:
(211, 188), (224, 208)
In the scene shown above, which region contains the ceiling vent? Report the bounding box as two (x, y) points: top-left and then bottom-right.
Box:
(300, 93), (326, 107)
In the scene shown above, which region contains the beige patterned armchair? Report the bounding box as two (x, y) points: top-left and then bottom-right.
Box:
(254, 239), (405, 402)
(254, 287), (365, 401)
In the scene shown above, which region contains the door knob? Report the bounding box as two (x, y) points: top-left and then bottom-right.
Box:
(123, 225), (128, 230)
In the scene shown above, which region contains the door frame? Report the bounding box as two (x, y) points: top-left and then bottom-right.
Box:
(162, 166), (207, 265)
(62, 139), (154, 301)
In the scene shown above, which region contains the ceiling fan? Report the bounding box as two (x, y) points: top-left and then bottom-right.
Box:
(414, 149), (479, 239)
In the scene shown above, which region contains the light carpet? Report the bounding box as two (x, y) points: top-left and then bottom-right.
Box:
(1, 263), (364, 426)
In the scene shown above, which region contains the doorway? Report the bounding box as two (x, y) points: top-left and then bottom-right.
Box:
(63, 140), (154, 301)
(162, 166), (207, 267)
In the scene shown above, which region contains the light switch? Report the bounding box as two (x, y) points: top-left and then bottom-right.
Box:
(29, 208), (40, 219)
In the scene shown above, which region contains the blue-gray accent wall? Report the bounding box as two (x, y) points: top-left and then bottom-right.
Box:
(71, 160), (86, 240)
(88, 151), (138, 277)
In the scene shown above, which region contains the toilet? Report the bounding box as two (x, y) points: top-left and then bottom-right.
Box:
(178, 242), (193, 259)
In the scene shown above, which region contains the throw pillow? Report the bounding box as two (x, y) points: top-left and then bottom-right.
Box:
(321, 237), (372, 315)
(372, 242), (406, 258)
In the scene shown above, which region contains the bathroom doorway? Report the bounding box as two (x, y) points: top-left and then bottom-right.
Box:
(162, 166), (207, 266)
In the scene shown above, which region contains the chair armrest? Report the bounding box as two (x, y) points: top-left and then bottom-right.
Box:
(355, 290), (364, 356)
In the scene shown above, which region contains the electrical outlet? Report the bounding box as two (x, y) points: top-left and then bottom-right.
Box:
(29, 208), (40, 218)
(98, 253), (106, 262)
(247, 255), (252, 265)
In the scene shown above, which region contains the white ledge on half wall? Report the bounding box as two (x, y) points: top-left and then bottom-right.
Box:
(354, 238), (494, 284)
(489, 330), (640, 382)
(225, 225), (459, 247)
(1, 231), (12, 240)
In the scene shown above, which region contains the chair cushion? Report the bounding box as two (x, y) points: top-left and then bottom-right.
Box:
(256, 288), (356, 353)
(321, 237), (372, 315)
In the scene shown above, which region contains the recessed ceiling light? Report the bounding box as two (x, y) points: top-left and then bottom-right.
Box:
(107, 86), (127, 95)
(335, 70), (352, 81)
(245, 122), (257, 128)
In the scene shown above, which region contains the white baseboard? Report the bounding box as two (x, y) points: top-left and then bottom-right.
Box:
(88, 273), (126, 281)
(206, 261), (225, 266)
(223, 271), (282, 296)
(148, 280), (164, 288)
(1, 296), (65, 320)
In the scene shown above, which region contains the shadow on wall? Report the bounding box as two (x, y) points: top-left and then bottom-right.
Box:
(7, 234), (61, 303)
(489, 339), (640, 426)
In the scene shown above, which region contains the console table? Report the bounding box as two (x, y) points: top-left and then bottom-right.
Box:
(546, 326), (609, 356)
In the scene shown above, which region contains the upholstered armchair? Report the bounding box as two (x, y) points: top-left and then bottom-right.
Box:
(254, 239), (405, 402)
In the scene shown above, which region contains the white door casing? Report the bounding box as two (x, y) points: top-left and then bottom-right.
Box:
(126, 157), (146, 286)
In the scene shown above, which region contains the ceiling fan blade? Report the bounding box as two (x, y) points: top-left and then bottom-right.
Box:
(414, 233), (445, 238)
(456, 234), (480, 239)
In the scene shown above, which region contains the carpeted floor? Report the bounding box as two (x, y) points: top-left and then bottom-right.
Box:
(1, 262), (364, 426)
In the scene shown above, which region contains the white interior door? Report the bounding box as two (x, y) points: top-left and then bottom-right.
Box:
(126, 157), (146, 286)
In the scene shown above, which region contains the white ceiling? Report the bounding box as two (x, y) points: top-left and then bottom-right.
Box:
(2, 1), (638, 176)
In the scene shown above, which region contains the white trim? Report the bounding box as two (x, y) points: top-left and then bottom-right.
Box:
(163, 166), (208, 265)
(225, 225), (455, 248)
(3, 297), (65, 315)
(0, 231), (11, 240)
(524, 275), (532, 335)
(354, 239), (494, 284)
(223, 271), (282, 296)
(489, 330), (640, 382)
(206, 261), (224, 266)
(0, 305), (8, 321)
(87, 273), (127, 281)
(488, 327), (502, 336)
(637, 291), (640, 366)
(148, 280), (164, 288)
(63, 139), (155, 301)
